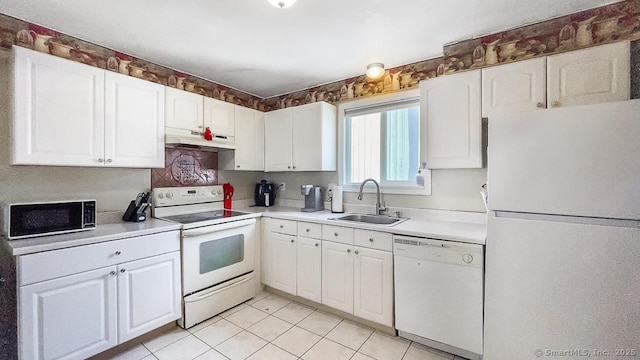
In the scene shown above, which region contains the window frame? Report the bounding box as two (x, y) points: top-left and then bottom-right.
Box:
(338, 89), (431, 196)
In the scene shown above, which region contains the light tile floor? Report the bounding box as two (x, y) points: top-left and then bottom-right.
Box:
(108, 291), (469, 360)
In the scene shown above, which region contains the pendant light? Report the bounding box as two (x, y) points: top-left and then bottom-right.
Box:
(366, 63), (385, 80)
(268, 0), (297, 8)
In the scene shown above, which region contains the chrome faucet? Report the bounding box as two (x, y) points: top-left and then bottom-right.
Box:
(357, 178), (386, 215)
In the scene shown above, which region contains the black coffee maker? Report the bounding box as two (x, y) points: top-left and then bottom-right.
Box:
(255, 180), (277, 207)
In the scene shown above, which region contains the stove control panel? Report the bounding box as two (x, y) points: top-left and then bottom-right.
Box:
(153, 186), (224, 207)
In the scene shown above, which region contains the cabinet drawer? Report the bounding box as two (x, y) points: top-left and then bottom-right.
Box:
(297, 222), (322, 239)
(18, 230), (180, 286)
(268, 218), (297, 235)
(355, 230), (392, 252)
(322, 225), (355, 245)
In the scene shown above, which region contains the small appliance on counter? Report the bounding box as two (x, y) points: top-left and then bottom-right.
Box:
(4, 200), (96, 240)
(328, 185), (344, 213)
(122, 192), (151, 222)
(223, 183), (234, 209)
(301, 185), (323, 212)
(254, 180), (277, 207)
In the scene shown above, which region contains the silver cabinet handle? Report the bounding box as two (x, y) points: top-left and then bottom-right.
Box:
(97, 158), (104, 162)
(109, 271), (116, 276)
(355, 250), (359, 255)
(115, 251), (121, 256)
(106, 159), (113, 163)
(120, 269), (126, 273)
(237, 165), (240, 168)
(315, 243), (319, 247)
(306, 229), (310, 232)
(536, 102), (544, 108)
(280, 225), (284, 228)
(369, 238), (374, 242)
(290, 239), (294, 243)
(293, 166), (296, 169)
(347, 249), (351, 253)
(552, 101), (560, 107)
(288, 166), (291, 169)
(334, 232), (339, 237)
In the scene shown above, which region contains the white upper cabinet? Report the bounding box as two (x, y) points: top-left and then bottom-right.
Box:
(482, 57), (546, 118)
(165, 87), (204, 133)
(547, 41), (630, 108)
(219, 106), (264, 171)
(264, 101), (337, 172)
(13, 46), (105, 166)
(105, 71), (165, 168)
(204, 97), (235, 137)
(292, 102), (337, 171)
(420, 69), (482, 169)
(264, 108), (293, 171)
(12, 46), (165, 168)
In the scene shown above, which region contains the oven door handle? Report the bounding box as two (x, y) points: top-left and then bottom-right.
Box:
(185, 273), (254, 302)
(183, 218), (256, 237)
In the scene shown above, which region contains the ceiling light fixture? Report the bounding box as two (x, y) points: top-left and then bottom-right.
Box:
(366, 63), (385, 79)
(268, 0), (297, 8)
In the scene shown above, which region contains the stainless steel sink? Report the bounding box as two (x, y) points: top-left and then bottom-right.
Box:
(331, 214), (408, 226)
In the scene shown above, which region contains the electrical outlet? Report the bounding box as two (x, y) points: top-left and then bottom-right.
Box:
(280, 182), (286, 192)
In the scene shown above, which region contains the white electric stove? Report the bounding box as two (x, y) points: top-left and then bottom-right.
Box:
(153, 186), (258, 329)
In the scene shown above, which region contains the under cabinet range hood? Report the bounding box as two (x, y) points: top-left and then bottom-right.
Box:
(165, 131), (236, 151)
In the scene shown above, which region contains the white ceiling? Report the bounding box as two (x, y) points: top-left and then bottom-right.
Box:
(0, 0), (622, 98)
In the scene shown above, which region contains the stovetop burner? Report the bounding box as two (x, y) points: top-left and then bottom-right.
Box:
(161, 210), (249, 224)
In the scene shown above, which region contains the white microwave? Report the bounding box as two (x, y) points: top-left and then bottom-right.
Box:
(4, 200), (96, 240)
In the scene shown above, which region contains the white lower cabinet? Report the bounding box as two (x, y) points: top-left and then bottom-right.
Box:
(18, 231), (181, 360)
(321, 227), (394, 327)
(268, 231), (297, 295)
(321, 241), (354, 314)
(265, 219), (322, 303)
(263, 220), (393, 327)
(117, 252), (181, 343)
(20, 266), (118, 360)
(353, 247), (393, 326)
(296, 236), (322, 303)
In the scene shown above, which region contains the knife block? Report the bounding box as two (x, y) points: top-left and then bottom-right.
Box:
(122, 200), (147, 222)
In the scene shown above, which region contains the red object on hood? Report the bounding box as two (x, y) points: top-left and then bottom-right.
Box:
(204, 127), (213, 141)
(223, 182), (234, 209)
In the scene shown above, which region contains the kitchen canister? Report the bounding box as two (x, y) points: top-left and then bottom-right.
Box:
(329, 185), (344, 213)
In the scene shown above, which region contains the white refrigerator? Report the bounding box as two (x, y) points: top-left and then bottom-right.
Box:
(485, 100), (640, 359)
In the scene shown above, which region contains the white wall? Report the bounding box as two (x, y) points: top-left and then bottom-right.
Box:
(222, 169), (487, 213)
(0, 51), (150, 212)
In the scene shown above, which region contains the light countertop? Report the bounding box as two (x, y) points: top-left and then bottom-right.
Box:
(236, 205), (486, 245)
(2, 212), (181, 256)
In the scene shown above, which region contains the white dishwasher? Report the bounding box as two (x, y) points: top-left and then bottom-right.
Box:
(393, 235), (484, 360)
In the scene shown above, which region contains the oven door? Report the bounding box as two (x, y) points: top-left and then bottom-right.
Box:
(182, 218), (256, 295)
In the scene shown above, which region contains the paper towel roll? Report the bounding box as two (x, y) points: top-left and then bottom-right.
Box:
(330, 185), (344, 213)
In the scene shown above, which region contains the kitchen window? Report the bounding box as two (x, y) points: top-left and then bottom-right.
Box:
(339, 89), (431, 195)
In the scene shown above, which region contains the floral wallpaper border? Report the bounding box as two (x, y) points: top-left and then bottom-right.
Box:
(0, 0), (639, 113)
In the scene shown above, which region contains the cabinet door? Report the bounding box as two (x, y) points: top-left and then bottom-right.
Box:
(13, 46), (105, 166)
(264, 108), (293, 171)
(233, 106), (264, 170)
(547, 41), (630, 108)
(321, 241), (353, 314)
(268, 232), (297, 294)
(165, 87), (204, 132)
(420, 70), (482, 169)
(20, 266), (117, 360)
(482, 57), (546, 117)
(204, 97), (235, 137)
(292, 102), (337, 171)
(117, 252), (181, 343)
(105, 71), (165, 168)
(296, 236), (322, 303)
(353, 247), (393, 326)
